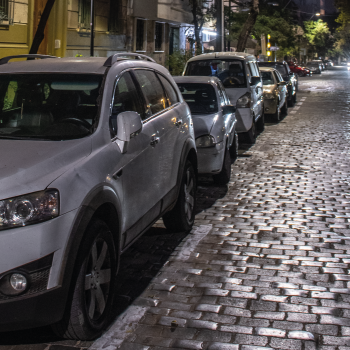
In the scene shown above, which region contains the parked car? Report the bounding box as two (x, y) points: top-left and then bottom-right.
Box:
(306, 61), (322, 74)
(174, 76), (238, 185)
(312, 59), (325, 71)
(324, 59), (334, 68)
(260, 67), (288, 122)
(288, 61), (311, 77)
(0, 53), (198, 339)
(258, 61), (297, 107)
(183, 52), (264, 144)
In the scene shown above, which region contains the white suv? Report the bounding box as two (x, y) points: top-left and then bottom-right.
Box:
(0, 54), (197, 339)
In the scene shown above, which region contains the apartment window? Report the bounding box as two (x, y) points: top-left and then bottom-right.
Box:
(155, 22), (163, 51)
(79, 0), (91, 29)
(0, 0), (9, 23)
(136, 19), (145, 51)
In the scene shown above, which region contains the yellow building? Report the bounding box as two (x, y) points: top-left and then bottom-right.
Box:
(0, 0), (193, 65)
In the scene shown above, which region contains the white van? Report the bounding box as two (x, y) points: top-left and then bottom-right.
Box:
(184, 52), (264, 143)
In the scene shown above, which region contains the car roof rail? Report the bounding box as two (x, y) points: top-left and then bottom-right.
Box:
(104, 53), (156, 67)
(0, 54), (57, 65)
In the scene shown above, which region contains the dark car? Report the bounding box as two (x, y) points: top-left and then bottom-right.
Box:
(258, 61), (297, 107)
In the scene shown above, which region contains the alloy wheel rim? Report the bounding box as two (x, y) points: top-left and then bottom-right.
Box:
(184, 169), (194, 222)
(85, 238), (112, 321)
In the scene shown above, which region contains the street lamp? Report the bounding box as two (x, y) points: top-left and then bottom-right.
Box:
(310, 13), (321, 20)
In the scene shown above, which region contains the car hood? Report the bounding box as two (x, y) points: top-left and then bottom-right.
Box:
(0, 138), (92, 200)
(224, 88), (248, 106)
(192, 113), (218, 139)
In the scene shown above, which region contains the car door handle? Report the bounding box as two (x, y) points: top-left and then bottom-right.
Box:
(150, 136), (160, 146)
(175, 119), (183, 127)
(113, 169), (123, 180)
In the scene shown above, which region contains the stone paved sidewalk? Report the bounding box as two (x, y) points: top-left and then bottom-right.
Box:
(89, 70), (350, 350)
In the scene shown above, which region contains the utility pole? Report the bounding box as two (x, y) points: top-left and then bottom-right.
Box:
(90, 0), (95, 57)
(216, 0), (224, 52)
(227, 0), (232, 52)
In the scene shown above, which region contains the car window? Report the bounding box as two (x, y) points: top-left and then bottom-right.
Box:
(112, 72), (145, 121)
(246, 62), (252, 81)
(133, 70), (167, 117)
(261, 72), (275, 85)
(0, 74), (103, 140)
(177, 83), (218, 115)
(249, 61), (259, 77)
(273, 72), (281, 82)
(216, 82), (225, 106)
(218, 81), (230, 104)
(185, 59), (247, 88)
(157, 74), (179, 106)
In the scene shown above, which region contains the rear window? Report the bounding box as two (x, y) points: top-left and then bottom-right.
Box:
(259, 62), (288, 77)
(176, 83), (218, 115)
(261, 72), (275, 85)
(185, 60), (247, 88)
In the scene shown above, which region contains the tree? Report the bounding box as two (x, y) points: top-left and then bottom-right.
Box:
(303, 19), (333, 58)
(183, 0), (208, 55)
(29, 0), (56, 55)
(236, 0), (259, 52)
(333, 0), (350, 58)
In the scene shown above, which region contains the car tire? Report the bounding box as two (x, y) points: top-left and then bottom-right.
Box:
(281, 100), (288, 116)
(213, 147), (232, 186)
(272, 102), (280, 122)
(52, 219), (117, 340)
(298, 71), (303, 77)
(244, 119), (256, 144)
(163, 161), (196, 232)
(256, 112), (265, 132)
(229, 131), (239, 162)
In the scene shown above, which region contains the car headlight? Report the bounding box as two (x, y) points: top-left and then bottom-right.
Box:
(236, 92), (251, 108)
(347, 63), (350, 66)
(264, 93), (275, 100)
(196, 135), (216, 148)
(0, 190), (59, 230)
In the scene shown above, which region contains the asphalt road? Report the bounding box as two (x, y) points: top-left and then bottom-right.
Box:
(1, 66), (350, 350)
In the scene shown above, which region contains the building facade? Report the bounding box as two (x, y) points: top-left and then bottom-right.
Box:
(0, 0), (195, 66)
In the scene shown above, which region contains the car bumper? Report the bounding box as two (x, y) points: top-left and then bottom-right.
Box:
(0, 209), (78, 330)
(197, 141), (225, 174)
(0, 286), (67, 331)
(235, 108), (252, 133)
(264, 99), (278, 114)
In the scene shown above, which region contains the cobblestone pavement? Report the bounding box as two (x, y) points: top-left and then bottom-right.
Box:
(1, 67), (350, 350)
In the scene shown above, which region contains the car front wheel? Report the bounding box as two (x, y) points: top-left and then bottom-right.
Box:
(272, 102), (281, 122)
(163, 161), (196, 232)
(52, 219), (117, 340)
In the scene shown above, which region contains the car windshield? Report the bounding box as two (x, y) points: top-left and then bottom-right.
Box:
(259, 63), (287, 77)
(185, 60), (246, 88)
(261, 72), (275, 85)
(177, 83), (218, 114)
(0, 74), (103, 140)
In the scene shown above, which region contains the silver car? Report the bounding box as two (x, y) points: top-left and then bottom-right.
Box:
(0, 53), (197, 339)
(260, 67), (288, 122)
(174, 76), (238, 185)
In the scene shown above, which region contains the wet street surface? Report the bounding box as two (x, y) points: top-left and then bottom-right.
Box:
(1, 67), (350, 349)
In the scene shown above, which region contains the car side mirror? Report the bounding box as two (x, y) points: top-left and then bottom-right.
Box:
(222, 105), (236, 115)
(278, 81), (287, 86)
(111, 111), (143, 153)
(250, 76), (261, 85)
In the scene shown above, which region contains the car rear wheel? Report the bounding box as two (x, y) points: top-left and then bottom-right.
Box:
(272, 102), (280, 122)
(163, 161), (196, 232)
(244, 119), (256, 144)
(256, 112), (265, 132)
(52, 219), (117, 340)
(213, 147), (231, 185)
(229, 132), (239, 162)
(281, 100), (288, 116)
